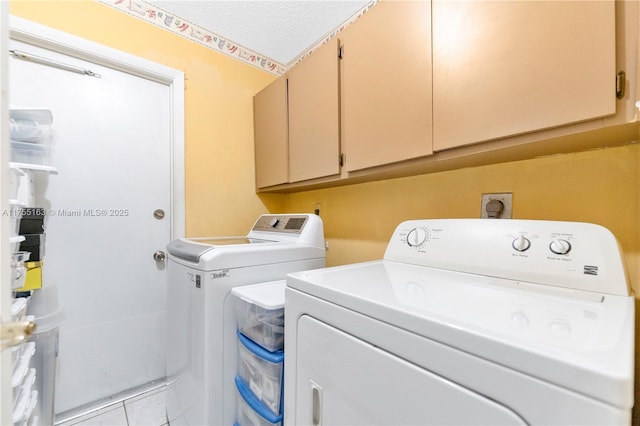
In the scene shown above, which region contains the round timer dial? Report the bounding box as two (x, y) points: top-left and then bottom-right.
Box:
(407, 228), (428, 247)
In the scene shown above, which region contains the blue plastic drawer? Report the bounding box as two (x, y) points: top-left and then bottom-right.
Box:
(237, 330), (284, 415)
(235, 376), (282, 426)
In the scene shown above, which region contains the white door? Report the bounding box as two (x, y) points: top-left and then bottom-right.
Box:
(1, 2), (15, 425)
(7, 20), (183, 417)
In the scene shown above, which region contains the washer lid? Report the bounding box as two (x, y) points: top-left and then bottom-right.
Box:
(287, 260), (635, 410)
(188, 236), (273, 246)
(167, 236), (273, 262)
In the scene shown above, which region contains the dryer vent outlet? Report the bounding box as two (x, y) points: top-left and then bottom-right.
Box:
(481, 193), (512, 219)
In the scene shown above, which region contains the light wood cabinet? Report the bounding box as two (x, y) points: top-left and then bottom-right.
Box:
(340, 0), (433, 172)
(432, 0), (616, 151)
(254, 0), (625, 192)
(254, 76), (288, 188)
(288, 38), (340, 182)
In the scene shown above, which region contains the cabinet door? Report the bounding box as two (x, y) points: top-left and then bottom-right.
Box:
(254, 77), (288, 188)
(341, 0), (433, 172)
(433, 0), (616, 151)
(288, 38), (340, 182)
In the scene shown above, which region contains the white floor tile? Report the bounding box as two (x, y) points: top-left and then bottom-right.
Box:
(124, 388), (167, 426)
(66, 403), (128, 426)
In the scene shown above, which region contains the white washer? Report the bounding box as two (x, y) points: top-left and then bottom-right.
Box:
(166, 214), (325, 426)
(285, 219), (634, 425)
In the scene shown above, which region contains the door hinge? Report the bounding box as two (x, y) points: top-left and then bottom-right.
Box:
(338, 45), (343, 60)
(339, 153), (345, 167)
(616, 71), (626, 99)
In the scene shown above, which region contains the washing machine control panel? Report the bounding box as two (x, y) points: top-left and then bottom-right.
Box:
(387, 219), (628, 296)
(252, 214), (308, 233)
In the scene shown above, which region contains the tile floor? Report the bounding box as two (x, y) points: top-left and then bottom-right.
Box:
(56, 386), (168, 426)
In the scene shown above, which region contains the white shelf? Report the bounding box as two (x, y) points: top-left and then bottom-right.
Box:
(9, 162), (58, 175)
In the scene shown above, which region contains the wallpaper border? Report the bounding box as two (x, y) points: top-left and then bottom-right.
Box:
(97, 0), (377, 76)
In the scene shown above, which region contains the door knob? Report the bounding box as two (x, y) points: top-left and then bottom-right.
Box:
(1, 320), (36, 350)
(153, 250), (166, 262)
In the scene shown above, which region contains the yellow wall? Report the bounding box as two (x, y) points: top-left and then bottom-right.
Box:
(9, 0), (281, 237)
(284, 144), (640, 293)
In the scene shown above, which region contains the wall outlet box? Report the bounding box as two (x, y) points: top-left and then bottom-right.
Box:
(481, 193), (513, 219)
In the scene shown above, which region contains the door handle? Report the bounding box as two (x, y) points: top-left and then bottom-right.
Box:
(153, 250), (166, 262)
(1, 320), (36, 351)
(311, 381), (322, 426)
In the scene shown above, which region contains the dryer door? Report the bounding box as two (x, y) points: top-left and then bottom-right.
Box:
(296, 315), (526, 425)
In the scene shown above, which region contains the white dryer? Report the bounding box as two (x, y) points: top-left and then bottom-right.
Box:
(285, 219), (634, 425)
(166, 214), (325, 426)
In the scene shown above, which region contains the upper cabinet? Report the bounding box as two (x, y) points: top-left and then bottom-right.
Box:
(254, 77), (288, 188)
(341, 0), (432, 172)
(432, 0), (616, 151)
(288, 39), (341, 182)
(254, 0), (626, 192)
(254, 39), (340, 189)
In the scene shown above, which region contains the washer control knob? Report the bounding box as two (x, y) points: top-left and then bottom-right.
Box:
(512, 235), (531, 252)
(407, 228), (427, 247)
(549, 238), (571, 255)
(269, 218), (280, 228)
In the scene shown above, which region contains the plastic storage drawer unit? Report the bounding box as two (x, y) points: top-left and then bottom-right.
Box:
(232, 280), (285, 352)
(10, 109), (53, 144)
(10, 109), (54, 167)
(237, 331), (284, 416)
(235, 376), (282, 426)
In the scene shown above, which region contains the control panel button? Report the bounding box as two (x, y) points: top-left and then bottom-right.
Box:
(549, 238), (571, 255)
(512, 235), (531, 252)
(549, 321), (572, 336)
(407, 228), (427, 247)
(510, 311), (529, 328)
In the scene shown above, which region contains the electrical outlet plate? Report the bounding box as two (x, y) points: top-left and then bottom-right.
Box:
(481, 193), (513, 219)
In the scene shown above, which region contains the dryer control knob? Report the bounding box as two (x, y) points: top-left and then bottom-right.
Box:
(407, 228), (427, 247)
(510, 311), (530, 328)
(512, 235), (531, 252)
(549, 238), (571, 255)
(549, 321), (572, 335)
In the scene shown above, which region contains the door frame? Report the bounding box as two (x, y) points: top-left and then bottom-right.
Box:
(8, 15), (186, 240)
(1, 3), (12, 425)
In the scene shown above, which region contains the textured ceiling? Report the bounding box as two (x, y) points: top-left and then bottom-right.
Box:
(146, 1), (371, 66)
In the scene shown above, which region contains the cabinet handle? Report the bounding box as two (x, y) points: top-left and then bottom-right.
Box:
(616, 71), (626, 99)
